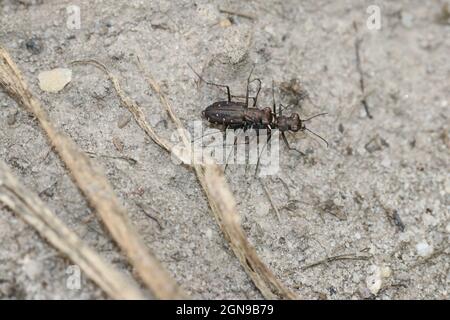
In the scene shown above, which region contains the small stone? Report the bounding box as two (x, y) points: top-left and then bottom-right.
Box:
(365, 265), (386, 295)
(117, 114), (131, 128)
(25, 37), (44, 55)
(38, 68), (72, 93)
(112, 137), (124, 152)
(380, 266), (392, 278)
(416, 240), (434, 257)
(446, 223), (450, 233)
(219, 18), (232, 28)
(7, 111), (18, 126)
(364, 136), (386, 153)
(366, 274), (382, 295)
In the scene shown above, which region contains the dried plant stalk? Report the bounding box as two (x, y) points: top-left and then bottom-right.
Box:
(0, 161), (146, 300)
(0, 46), (186, 299)
(74, 56), (296, 299)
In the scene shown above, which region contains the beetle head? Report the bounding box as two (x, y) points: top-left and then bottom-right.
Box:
(277, 114), (303, 132)
(287, 113), (305, 132)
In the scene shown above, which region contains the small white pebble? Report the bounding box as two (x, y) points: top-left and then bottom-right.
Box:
(416, 240), (434, 257)
(366, 265), (383, 295)
(366, 274), (382, 295)
(38, 68), (72, 93)
(380, 265), (392, 278)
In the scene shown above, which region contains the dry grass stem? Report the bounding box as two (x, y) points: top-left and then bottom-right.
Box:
(0, 161), (146, 300)
(0, 47), (186, 299)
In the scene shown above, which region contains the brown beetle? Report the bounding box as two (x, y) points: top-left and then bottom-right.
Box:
(190, 64), (328, 158)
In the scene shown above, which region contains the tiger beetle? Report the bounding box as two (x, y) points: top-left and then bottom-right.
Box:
(188, 64), (328, 173)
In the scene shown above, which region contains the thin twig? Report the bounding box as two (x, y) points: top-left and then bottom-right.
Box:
(136, 202), (164, 230)
(219, 7), (256, 20)
(301, 252), (372, 270)
(85, 151), (138, 165)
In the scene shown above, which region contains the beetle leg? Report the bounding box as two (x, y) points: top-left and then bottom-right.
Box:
(255, 129), (272, 177)
(251, 78), (262, 107)
(231, 94), (256, 106)
(205, 82), (232, 102)
(224, 127), (244, 172)
(272, 80), (279, 116)
(245, 64), (256, 107)
(281, 132), (305, 155)
(188, 63), (232, 102)
(239, 78), (262, 107)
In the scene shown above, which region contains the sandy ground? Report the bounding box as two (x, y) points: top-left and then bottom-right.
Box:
(0, 0), (449, 299)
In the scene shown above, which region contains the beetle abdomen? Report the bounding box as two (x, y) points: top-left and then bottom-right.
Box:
(202, 101), (247, 125)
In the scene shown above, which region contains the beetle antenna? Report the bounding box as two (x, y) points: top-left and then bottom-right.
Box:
(305, 127), (329, 148)
(187, 63), (204, 83)
(303, 112), (328, 122)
